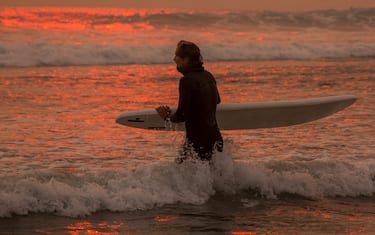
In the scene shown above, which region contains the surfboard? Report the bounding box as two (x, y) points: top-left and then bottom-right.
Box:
(115, 95), (357, 131)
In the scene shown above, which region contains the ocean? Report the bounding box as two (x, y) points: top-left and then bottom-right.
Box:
(0, 7), (374, 234)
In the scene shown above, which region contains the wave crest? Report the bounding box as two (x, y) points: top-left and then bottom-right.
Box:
(1, 154), (374, 218)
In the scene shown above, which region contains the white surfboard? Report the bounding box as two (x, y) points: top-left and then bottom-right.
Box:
(115, 95), (357, 131)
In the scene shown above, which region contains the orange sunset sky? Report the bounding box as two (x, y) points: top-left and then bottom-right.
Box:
(1, 0), (374, 11)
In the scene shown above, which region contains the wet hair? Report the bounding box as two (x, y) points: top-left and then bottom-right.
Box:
(176, 40), (203, 67)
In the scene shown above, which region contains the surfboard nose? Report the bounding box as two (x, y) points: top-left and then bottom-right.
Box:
(332, 95), (357, 111)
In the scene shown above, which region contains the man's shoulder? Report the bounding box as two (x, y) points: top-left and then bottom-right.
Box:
(183, 70), (213, 78)
(179, 76), (193, 88)
(203, 70), (215, 78)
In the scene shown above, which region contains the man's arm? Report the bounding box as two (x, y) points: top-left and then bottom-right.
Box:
(156, 78), (191, 122)
(170, 78), (191, 123)
(217, 89), (221, 104)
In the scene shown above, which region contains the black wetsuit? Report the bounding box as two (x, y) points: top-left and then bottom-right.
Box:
(170, 66), (223, 160)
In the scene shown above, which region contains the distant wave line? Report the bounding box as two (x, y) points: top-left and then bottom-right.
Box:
(1, 42), (375, 68)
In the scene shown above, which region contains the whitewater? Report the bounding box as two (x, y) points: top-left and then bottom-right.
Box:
(1, 153), (374, 218)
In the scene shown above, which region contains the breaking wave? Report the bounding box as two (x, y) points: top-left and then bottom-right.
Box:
(1, 153), (374, 217)
(1, 42), (375, 68)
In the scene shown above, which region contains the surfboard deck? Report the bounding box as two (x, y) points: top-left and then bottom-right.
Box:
(115, 95), (357, 131)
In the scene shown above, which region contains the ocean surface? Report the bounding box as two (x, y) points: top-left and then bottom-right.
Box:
(0, 7), (375, 235)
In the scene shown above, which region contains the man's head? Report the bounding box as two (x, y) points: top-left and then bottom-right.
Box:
(174, 40), (203, 71)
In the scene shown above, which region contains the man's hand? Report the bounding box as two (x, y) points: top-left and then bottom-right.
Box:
(156, 105), (171, 120)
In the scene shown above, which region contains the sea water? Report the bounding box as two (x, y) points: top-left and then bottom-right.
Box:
(0, 7), (374, 234)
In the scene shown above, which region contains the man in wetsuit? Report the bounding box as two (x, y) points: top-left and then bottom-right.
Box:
(156, 40), (223, 163)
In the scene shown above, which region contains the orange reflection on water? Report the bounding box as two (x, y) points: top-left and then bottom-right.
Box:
(1, 10), (86, 31)
(154, 215), (177, 223)
(294, 209), (333, 219)
(231, 231), (257, 235)
(94, 22), (154, 32)
(347, 228), (366, 235)
(343, 118), (355, 124)
(0, 7), (180, 33)
(67, 221), (123, 235)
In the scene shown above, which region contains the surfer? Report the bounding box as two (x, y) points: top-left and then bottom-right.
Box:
(156, 40), (223, 163)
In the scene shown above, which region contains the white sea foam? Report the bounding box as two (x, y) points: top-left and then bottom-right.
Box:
(1, 41), (375, 68)
(0, 160), (215, 217)
(235, 157), (375, 199)
(0, 153), (374, 218)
